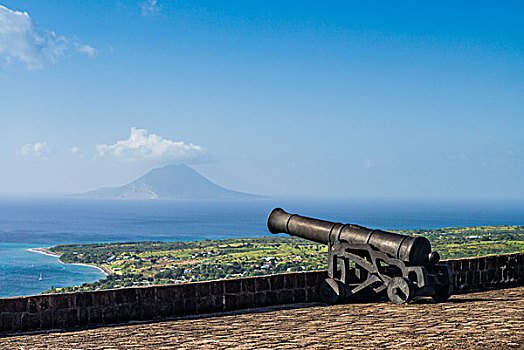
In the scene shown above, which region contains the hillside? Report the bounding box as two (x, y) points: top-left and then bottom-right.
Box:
(74, 164), (260, 200)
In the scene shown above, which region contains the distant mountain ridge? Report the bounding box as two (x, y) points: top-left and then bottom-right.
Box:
(73, 164), (261, 200)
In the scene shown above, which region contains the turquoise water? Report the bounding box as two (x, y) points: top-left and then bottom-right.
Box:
(1, 198), (523, 298)
(0, 243), (105, 298)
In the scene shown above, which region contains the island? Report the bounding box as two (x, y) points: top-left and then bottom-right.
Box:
(72, 164), (262, 200)
(44, 225), (524, 294)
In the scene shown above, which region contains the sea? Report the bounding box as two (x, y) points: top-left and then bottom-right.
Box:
(1, 198), (523, 298)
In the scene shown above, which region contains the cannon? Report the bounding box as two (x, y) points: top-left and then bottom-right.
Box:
(267, 208), (453, 304)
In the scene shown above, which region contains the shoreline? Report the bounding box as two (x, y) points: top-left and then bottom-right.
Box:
(27, 247), (110, 276)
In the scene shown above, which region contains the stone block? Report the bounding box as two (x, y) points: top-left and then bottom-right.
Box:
(242, 278), (256, 293)
(478, 257), (486, 271)
(75, 292), (93, 308)
(103, 306), (118, 324)
(265, 291), (277, 305)
(128, 303), (141, 321)
(446, 261), (458, 274)
(89, 307), (103, 325)
(278, 289), (293, 304)
(21, 313), (40, 331)
(0, 313), (13, 332)
(183, 298), (197, 315)
(27, 298), (38, 314)
(116, 304), (132, 323)
(480, 270), (488, 284)
(507, 254), (517, 263)
(181, 283), (196, 299)
(196, 296), (219, 314)
(466, 271), (474, 286)
(225, 280), (241, 294)
(136, 287), (156, 303)
(455, 260), (464, 272)
(223, 294), (236, 311)
(468, 259), (479, 271)
(461, 259), (470, 271)
(473, 271), (481, 286)
(1, 297), (27, 313)
(294, 273), (306, 288)
(497, 254), (509, 267)
(115, 288), (136, 304)
(255, 277), (269, 292)
(507, 267), (517, 282)
(495, 268), (503, 282)
(40, 311), (53, 330)
(236, 293), (254, 310)
(173, 299), (185, 315)
(78, 308), (89, 326)
(502, 267), (508, 282)
(215, 295), (225, 312)
(254, 292), (267, 306)
(90, 291), (115, 307)
(51, 294), (75, 310)
(305, 271), (324, 287)
(270, 274), (285, 290)
(54, 309), (77, 329)
(518, 265), (524, 280)
(293, 289), (306, 303)
(12, 313), (22, 331)
(155, 285), (177, 302)
(284, 274), (297, 289)
(210, 281), (224, 296)
(455, 274), (465, 291)
(157, 301), (174, 318)
(140, 303), (158, 320)
(195, 282), (211, 297)
(306, 287), (320, 302)
(66, 309), (79, 328)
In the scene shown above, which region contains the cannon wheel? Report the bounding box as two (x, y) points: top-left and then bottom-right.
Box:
(387, 277), (414, 304)
(319, 278), (345, 304)
(432, 286), (452, 302)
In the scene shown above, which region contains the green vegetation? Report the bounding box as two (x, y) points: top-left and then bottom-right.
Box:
(397, 225), (524, 259)
(45, 225), (524, 294)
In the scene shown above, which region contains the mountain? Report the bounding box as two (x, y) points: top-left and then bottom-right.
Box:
(73, 164), (261, 200)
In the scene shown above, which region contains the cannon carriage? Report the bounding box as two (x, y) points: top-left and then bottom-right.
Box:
(267, 208), (453, 304)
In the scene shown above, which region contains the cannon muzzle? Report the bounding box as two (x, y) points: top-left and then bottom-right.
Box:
(268, 208), (435, 266)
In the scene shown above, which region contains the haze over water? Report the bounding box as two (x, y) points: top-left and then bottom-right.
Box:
(1, 198), (523, 298)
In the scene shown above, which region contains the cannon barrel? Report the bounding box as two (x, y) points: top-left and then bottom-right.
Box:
(267, 208), (434, 266)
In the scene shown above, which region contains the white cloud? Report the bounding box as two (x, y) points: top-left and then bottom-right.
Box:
(77, 44), (97, 58)
(0, 5), (96, 69)
(96, 127), (206, 164)
(140, 0), (161, 16)
(19, 142), (50, 159)
(70, 146), (82, 154)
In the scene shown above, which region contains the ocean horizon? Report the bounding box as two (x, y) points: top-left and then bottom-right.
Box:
(1, 197), (523, 298)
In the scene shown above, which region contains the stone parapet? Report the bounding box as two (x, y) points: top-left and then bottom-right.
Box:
(1, 252), (522, 334)
(445, 252), (523, 293)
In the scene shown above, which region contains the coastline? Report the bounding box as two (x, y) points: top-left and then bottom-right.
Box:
(28, 247), (61, 258)
(28, 247), (110, 276)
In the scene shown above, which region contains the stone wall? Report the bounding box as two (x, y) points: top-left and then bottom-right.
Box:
(445, 252), (523, 293)
(1, 252), (522, 334)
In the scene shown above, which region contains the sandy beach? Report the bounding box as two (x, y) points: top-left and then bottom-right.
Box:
(28, 247), (110, 276)
(28, 247), (61, 258)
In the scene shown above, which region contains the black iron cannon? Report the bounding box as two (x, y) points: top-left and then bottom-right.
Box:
(267, 208), (453, 304)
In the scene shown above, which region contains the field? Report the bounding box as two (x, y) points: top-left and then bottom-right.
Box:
(46, 225), (524, 293)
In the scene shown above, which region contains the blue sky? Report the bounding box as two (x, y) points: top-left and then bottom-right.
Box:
(0, 1), (522, 199)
